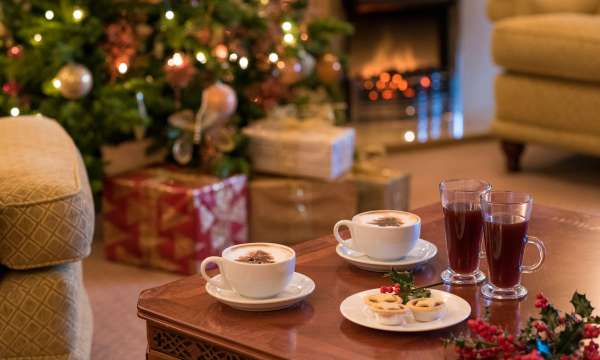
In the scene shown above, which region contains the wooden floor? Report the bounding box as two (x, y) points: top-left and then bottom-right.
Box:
(84, 139), (600, 359)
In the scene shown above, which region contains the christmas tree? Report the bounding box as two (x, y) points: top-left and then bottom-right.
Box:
(0, 0), (351, 195)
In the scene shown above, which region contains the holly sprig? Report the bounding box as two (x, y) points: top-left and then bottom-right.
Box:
(444, 292), (600, 359)
(381, 270), (431, 303)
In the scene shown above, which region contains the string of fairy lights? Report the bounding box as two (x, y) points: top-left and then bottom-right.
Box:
(5, 2), (310, 117)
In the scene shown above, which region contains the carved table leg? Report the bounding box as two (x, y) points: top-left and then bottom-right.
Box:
(501, 141), (525, 172)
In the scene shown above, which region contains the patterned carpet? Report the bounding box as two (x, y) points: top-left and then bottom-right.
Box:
(83, 139), (600, 359)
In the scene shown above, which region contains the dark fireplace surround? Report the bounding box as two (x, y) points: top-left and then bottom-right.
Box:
(343, 0), (459, 123)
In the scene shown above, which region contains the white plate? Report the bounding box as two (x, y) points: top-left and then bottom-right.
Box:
(336, 238), (437, 272)
(206, 272), (315, 311)
(340, 288), (471, 332)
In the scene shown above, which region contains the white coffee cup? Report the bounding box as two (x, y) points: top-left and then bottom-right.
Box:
(200, 242), (296, 299)
(333, 210), (421, 261)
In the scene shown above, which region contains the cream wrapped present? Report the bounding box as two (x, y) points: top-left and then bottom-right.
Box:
(243, 115), (355, 180)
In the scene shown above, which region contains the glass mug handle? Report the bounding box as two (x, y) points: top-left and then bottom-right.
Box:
(521, 236), (546, 274)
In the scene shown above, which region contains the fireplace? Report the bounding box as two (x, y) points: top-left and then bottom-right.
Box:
(344, 0), (459, 124)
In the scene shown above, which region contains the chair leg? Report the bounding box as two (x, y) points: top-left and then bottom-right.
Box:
(501, 141), (525, 172)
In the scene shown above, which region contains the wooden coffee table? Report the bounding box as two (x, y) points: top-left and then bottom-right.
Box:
(138, 204), (600, 359)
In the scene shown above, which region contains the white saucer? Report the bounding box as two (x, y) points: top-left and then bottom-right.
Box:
(336, 238), (437, 272)
(340, 288), (471, 332)
(205, 272), (315, 311)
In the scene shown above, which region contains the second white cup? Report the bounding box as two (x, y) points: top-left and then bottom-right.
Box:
(333, 210), (421, 261)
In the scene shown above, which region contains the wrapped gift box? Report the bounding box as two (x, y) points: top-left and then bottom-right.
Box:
(249, 176), (357, 245)
(103, 167), (248, 274)
(351, 168), (411, 212)
(243, 121), (355, 180)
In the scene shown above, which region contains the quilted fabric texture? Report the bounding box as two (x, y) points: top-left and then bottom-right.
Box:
(0, 116), (94, 269)
(496, 73), (600, 136)
(487, 0), (600, 21)
(0, 262), (92, 360)
(492, 14), (600, 82)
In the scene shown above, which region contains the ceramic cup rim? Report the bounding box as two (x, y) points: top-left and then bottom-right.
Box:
(350, 210), (421, 229)
(221, 242), (296, 267)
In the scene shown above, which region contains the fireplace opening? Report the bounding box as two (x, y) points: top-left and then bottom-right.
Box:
(344, 0), (458, 126)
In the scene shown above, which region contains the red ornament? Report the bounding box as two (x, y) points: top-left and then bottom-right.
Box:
(164, 53), (197, 89)
(7, 45), (23, 58)
(103, 20), (138, 79)
(2, 80), (21, 96)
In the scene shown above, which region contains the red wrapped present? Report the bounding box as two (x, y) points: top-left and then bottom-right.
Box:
(102, 166), (248, 274)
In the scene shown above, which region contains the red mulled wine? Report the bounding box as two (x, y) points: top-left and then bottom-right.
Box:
(484, 215), (529, 288)
(443, 203), (484, 274)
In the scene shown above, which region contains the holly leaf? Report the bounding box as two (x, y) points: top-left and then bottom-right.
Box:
(384, 270), (431, 303)
(571, 292), (594, 318)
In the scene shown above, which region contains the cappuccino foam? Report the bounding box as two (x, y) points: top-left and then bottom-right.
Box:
(356, 211), (419, 227)
(225, 244), (293, 264)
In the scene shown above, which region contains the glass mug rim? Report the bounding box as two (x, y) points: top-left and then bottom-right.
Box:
(439, 178), (491, 194)
(481, 191), (533, 206)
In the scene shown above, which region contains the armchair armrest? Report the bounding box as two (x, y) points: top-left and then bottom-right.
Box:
(487, 0), (600, 22)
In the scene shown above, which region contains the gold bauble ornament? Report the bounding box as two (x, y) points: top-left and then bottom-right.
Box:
(56, 63), (93, 99)
(278, 58), (302, 85)
(316, 53), (342, 84)
(202, 81), (237, 119)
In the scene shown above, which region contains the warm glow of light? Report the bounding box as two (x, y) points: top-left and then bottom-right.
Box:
(72, 8), (84, 22)
(382, 90), (393, 100)
(398, 80), (408, 91)
(403, 88), (415, 98)
(300, 33), (309, 41)
(239, 56), (249, 69)
(45, 10), (54, 20)
(195, 51), (207, 64)
(283, 33), (295, 45)
(228, 53), (238, 62)
(363, 80), (373, 90)
(33, 34), (42, 43)
(281, 21), (292, 32)
(52, 79), (62, 89)
(10, 107), (20, 117)
(9, 46), (21, 57)
(368, 90), (378, 101)
(118, 62), (128, 74)
(169, 52), (184, 67)
(276, 60), (285, 69)
(392, 74), (402, 84)
(260, 0), (269, 4)
(165, 10), (175, 20)
(406, 105), (416, 116)
(268, 52), (279, 63)
(420, 76), (431, 88)
(375, 80), (386, 90)
(380, 72), (390, 83)
(214, 44), (228, 60)
(404, 130), (415, 142)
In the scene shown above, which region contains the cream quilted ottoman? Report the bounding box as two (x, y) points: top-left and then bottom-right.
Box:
(0, 116), (94, 360)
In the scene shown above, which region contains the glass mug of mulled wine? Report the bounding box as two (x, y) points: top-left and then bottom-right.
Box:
(439, 179), (491, 285)
(480, 191), (546, 300)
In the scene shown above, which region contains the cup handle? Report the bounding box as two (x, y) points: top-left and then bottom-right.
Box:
(521, 236), (546, 274)
(333, 220), (354, 250)
(200, 256), (232, 290)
